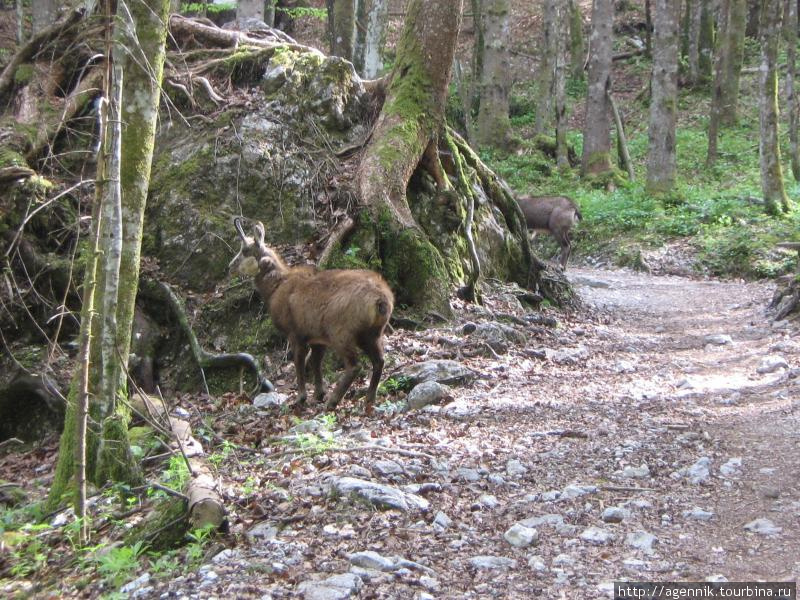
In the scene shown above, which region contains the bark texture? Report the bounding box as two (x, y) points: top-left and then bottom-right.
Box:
(647, 0), (680, 193)
(475, 0), (511, 148)
(32, 0), (59, 34)
(354, 0), (388, 78)
(758, 0), (790, 213)
(784, 0), (800, 180)
(581, 0), (614, 177)
(568, 0), (585, 79)
(535, 0), (558, 134)
(330, 0), (357, 60)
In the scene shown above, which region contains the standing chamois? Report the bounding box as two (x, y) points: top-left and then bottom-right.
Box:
(233, 218), (394, 414)
(517, 195), (582, 269)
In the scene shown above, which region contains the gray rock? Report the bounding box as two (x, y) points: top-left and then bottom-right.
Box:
(347, 551), (396, 572)
(686, 457), (711, 484)
(552, 553), (575, 566)
(570, 275), (611, 288)
(621, 464), (650, 479)
(246, 521), (279, 541)
(471, 322), (526, 354)
(401, 360), (477, 387)
(626, 530), (658, 554)
(419, 576), (440, 591)
(719, 457), (742, 478)
(528, 556), (547, 571)
(327, 477), (429, 512)
(433, 511), (452, 531)
(120, 573), (151, 595)
(560, 484), (598, 499)
(757, 355), (789, 374)
(520, 513), (565, 529)
(580, 526), (614, 545)
(457, 468), (481, 482)
(297, 573), (363, 600)
(744, 518), (782, 536)
(478, 494), (499, 509)
(253, 391), (288, 409)
(601, 506), (627, 523)
(172, 406), (191, 419)
(407, 381), (450, 410)
(468, 556), (517, 570)
(487, 473), (506, 486)
(540, 490), (562, 501)
(211, 548), (242, 564)
(704, 334), (733, 346)
(503, 523), (539, 547)
(683, 507), (714, 521)
(372, 459), (405, 477)
(506, 459), (528, 476)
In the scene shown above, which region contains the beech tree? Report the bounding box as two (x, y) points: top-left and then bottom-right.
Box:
(535, 0), (558, 134)
(568, 0), (584, 79)
(647, 0), (680, 193)
(581, 0), (614, 179)
(48, 0), (171, 510)
(784, 0), (800, 180)
(475, 0), (512, 148)
(354, 0), (388, 77)
(758, 0), (790, 213)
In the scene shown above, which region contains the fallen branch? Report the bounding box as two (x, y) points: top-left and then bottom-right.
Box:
(600, 485), (655, 493)
(317, 217), (355, 268)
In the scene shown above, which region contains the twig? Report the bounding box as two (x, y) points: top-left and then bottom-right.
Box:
(0, 438), (24, 450)
(600, 485), (655, 493)
(133, 482), (189, 502)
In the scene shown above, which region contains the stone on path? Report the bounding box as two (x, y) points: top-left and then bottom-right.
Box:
(757, 355), (789, 374)
(468, 556), (517, 570)
(504, 523), (539, 548)
(580, 526), (614, 545)
(744, 518), (782, 536)
(327, 477), (429, 512)
(297, 573), (363, 600)
(626, 530), (658, 555)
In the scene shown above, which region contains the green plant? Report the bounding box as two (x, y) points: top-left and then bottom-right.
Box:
(161, 455), (190, 491)
(277, 5), (327, 20)
(93, 541), (146, 587)
(10, 535), (48, 577)
(149, 550), (181, 578)
(377, 375), (413, 395)
(185, 525), (215, 566)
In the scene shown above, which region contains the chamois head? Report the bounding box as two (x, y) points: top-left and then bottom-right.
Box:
(232, 217), (287, 281)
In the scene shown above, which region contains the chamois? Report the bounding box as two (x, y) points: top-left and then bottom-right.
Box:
(517, 195), (582, 269)
(233, 218), (394, 414)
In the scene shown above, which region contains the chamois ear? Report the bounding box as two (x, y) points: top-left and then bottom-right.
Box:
(258, 256), (276, 274)
(234, 216), (247, 242)
(254, 221), (266, 245)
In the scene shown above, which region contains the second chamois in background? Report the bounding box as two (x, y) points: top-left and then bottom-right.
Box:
(517, 195), (582, 269)
(232, 218), (394, 415)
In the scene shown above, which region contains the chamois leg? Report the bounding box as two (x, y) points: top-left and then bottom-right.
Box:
(324, 352), (360, 412)
(308, 345), (327, 403)
(558, 231), (572, 269)
(292, 339), (309, 403)
(359, 336), (385, 416)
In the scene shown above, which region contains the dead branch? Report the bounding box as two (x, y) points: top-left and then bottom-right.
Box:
(317, 217), (355, 268)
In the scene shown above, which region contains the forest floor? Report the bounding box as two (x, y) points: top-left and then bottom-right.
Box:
(4, 255), (800, 599)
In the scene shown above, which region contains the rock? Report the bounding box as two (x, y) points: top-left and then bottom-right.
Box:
(719, 457), (742, 478)
(580, 526), (614, 545)
(552, 553), (575, 566)
(520, 513), (565, 529)
(540, 490), (561, 501)
(757, 355), (789, 374)
(253, 391), (288, 409)
(744, 518), (782, 536)
(601, 506), (627, 523)
(172, 406), (191, 419)
(503, 523), (539, 548)
(686, 457), (711, 484)
(327, 477), (429, 512)
(614, 359), (637, 373)
(704, 334), (733, 346)
(347, 551), (396, 572)
(468, 556), (517, 570)
(570, 275), (611, 288)
(406, 381), (450, 410)
(401, 360), (477, 387)
(506, 459), (528, 476)
(478, 494), (499, 509)
(457, 468), (481, 482)
(246, 521), (279, 541)
(200, 569), (219, 585)
(371, 459), (405, 477)
(297, 573), (363, 600)
(528, 556), (547, 571)
(419, 576), (440, 592)
(683, 507), (714, 521)
(471, 322), (526, 354)
(120, 573), (151, 595)
(433, 511), (452, 531)
(761, 486), (781, 499)
(560, 484), (598, 499)
(621, 464), (650, 479)
(626, 530), (658, 555)
(211, 549), (242, 564)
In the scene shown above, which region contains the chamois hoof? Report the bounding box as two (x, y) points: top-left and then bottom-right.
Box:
(258, 378), (275, 393)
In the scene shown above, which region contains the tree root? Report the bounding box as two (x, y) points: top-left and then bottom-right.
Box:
(138, 278), (274, 395)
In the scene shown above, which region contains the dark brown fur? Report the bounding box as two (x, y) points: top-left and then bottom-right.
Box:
(517, 195), (582, 269)
(234, 219), (394, 414)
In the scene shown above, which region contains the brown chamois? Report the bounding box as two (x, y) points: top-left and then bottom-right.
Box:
(233, 218), (394, 414)
(517, 195), (582, 269)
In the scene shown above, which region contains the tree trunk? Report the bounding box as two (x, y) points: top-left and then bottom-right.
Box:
(647, 0), (680, 193)
(237, 0), (265, 21)
(707, 0), (730, 167)
(784, 0), (800, 180)
(568, 0), (585, 78)
(48, 0), (171, 511)
(535, 0), (558, 134)
(32, 0), (59, 34)
(759, 0), (790, 213)
(555, 0), (570, 170)
(330, 0), (356, 60)
(746, 0), (761, 36)
(15, 0), (24, 43)
(354, 0), (388, 78)
(355, 0), (467, 311)
(475, 0), (511, 148)
(697, 0), (714, 84)
(645, 0), (653, 57)
(581, 0), (615, 178)
(721, 0), (746, 124)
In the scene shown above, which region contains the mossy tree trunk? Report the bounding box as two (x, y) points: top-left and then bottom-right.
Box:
(758, 0), (790, 214)
(330, 0), (356, 61)
(646, 0), (680, 193)
(48, 0), (171, 511)
(581, 0), (614, 178)
(721, 0), (746, 124)
(783, 0), (800, 180)
(353, 0), (388, 78)
(535, 0), (558, 135)
(554, 1), (570, 170)
(696, 0), (714, 84)
(356, 0), (465, 313)
(475, 0), (511, 148)
(568, 0), (585, 79)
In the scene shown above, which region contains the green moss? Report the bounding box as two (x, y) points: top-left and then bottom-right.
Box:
(381, 226), (450, 311)
(13, 63), (34, 85)
(126, 497), (188, 551)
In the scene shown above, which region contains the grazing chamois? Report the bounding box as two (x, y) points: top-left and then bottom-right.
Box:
(233, 218), (394, 414)
(517, 195), (582, 269)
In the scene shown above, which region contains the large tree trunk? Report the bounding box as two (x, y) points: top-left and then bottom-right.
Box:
(784, 0), (800, 180)
(330, 0), (357, 60)
(475, 0), (511, 148)
(32, 0), (59, 34)
(581, 0), (614, 178)
(48, 0), (171, 511)
(568, 0), (585, 79)
(721, 0), (746, 124)
(647, 0), (680, 193)
(554, 0), (570, 170)
(353, 0), (388, 78)
(535, 0), (558, 134)
(697, 0), (714, 84)
(759, 0), (790, 214)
